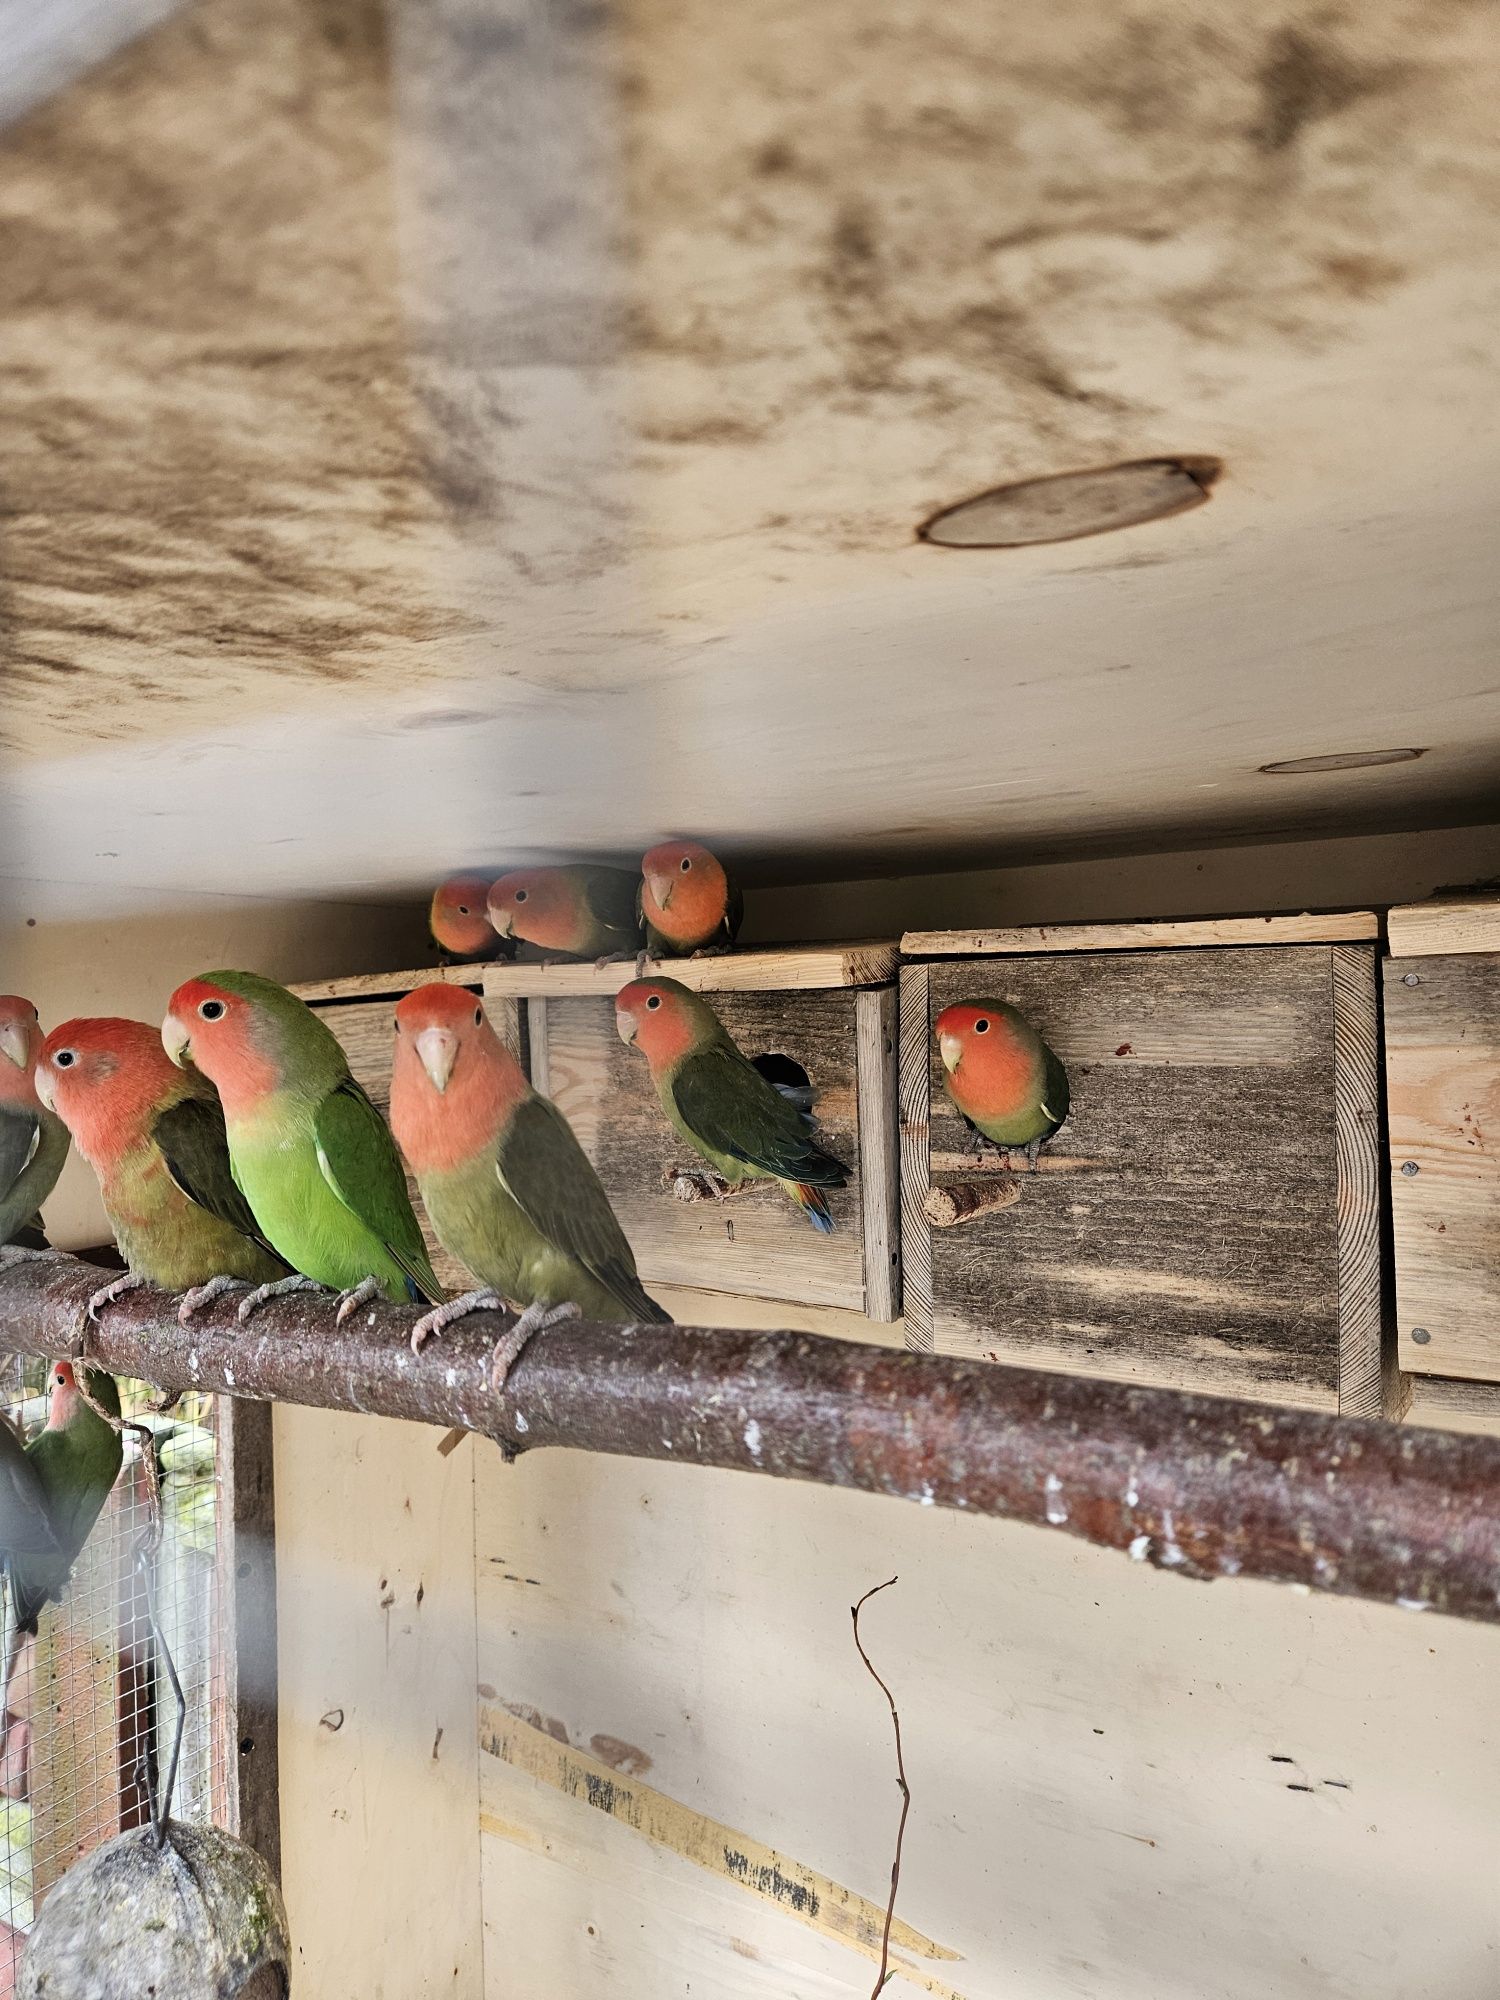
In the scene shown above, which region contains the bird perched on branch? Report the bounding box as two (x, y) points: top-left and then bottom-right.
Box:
(163, 972), (442, 1325)
(0, 998), (70, 1250)
(36, 1017), (289, 1323)
(615, 978), (849, 1232)
(935, 1000), (1070, 1169)
(487, 866), (643, 963)
(430, 875), (510, 963)
(638, 841), (742, 959)
(390, 985), (668, 1383)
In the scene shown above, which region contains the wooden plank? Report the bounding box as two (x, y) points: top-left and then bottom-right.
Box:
(545, 992), (868, 1311)
(1330, 947), (1386, 1417)
(1405, 1374), (1500, 1438)
(275, 1405), (483, 1998)
(291, 963), (482, 1003)
(917, 947), (1353, 1407)
(902, 913), (1380, 957)
(481, 942), (898, 999)
(1387, 898), (1500, 959)
(1384, 953), (1500, 1382)
(648, 1282), (905, 1348)
(855, 985), (901, 1322)
(526, 996), (552, 1099)
(212, 1397), (279, 1876)
(898, 963), (935, 1353)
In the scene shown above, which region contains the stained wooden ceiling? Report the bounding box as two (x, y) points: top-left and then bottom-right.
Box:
(3, 0), (1498, 911)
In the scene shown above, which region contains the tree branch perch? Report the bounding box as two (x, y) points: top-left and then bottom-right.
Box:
(0, 1251), (1497, 1624)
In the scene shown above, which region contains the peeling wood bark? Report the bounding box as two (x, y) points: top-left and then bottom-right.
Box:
(1, 1251), (1498, 1624)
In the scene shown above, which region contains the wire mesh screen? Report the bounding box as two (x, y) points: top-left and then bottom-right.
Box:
(0, 1359), (228, 1996)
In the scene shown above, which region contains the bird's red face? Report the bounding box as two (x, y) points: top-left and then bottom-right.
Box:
(162, 980), (276, 1110)
(46, 1359), (81, 1428)
(640, 841), (726, 937)
(486, 870), (575, 950)
(0, 998), (43, 1111)
(390, 984), (523, 1171)
(430, 876), (496, 959)
(934, 1001), (1032, 1102)
(36, 1018), (178, 1164)
(614, 980), (697, 1068)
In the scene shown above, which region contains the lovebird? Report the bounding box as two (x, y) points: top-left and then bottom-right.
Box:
(163, 971), (442, 1325)
(36, 1017), (289, 1323)
(615, 977), (849, 1232)
(8, 1361), (123, 1636)
(430, 874), (510, 962)
(487, 866), (644, 962)
(638, 841), (743, 958)
(389, 985), (669, 1379)
(0, 1418), (60, 1598)
(0, 997), (69, 1249)
(935, 999), (1070, 1169)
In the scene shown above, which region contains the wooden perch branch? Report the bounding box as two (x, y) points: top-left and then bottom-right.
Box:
(923, 1180), (1021, 1227)
(1, 1251), (1498, 1624)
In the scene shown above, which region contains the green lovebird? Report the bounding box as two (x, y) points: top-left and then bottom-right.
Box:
(163, 971), (442, 1325)
(935, 999), (1070, 1169)
(615, 977), (849, 1232)
(637, 841), (743, 959)
(389, 985), (669, 1381)
(487, 866), (644, 962)
(9, 1361), (123, 1636)
(35, 1016), (290, 1324)
(0, 997), (70, 1249)
(0, 1416), (61, 1601)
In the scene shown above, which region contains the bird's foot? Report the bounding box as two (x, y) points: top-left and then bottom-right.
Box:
(334, 1275), (384, 1326)
(176, 1275), (247, 1324)
(594, 950), (635, 972)
(410, 1288), (505, 1355)
(0, 1244), (53, 1268)
(235, 1275), (326, 1325)
(634, 949), (650, 978)
(1024, 1138), (1044, 1172)
(689, 943), (731, 959)
(87, 1271), (152, 1322)
(490, 1299), (579, 1393)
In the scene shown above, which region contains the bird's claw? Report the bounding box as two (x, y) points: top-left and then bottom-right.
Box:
(409, 1289), (504, 1354)
(334, 1276), (383, 1326)
(177, 1275), (247, 1324)
(236, 1275), (326, 1325)
(490, 1299), (579, 1393)
(87, 1272), (151, 1322)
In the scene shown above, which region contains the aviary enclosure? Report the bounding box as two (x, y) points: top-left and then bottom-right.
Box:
(1, 0), (1498, 1994)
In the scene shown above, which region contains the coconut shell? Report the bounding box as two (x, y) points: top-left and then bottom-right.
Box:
(20, 1820), (290, 1997)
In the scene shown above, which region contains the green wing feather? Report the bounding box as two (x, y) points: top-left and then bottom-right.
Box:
(0, 1422), (60, 1562)
(670, 1044), (849, 1188)
(1040, 1045), (1071, 1131)
(497, 1097), (669, 1322)
(582, 868), (645, 948)
(314, 1077), (442, 1303)
(152, 1093), (291, 1272)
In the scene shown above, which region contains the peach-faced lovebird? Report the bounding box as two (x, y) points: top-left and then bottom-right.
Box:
(935, 1000), (1070, 1169)
(0, 997), (69, 1249)
(163, 971), (442, 1325)
(488, 866), (644, 962)
(430, 875), (510, 962)
(9, 1361), (123, 1636)
(638, 841), (742, 958)
(36, 1017), (290, 1324)
(615, 978), (849, 1231)
(390, 985), (668, 1382)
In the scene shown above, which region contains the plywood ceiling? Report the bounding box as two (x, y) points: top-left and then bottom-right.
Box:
(2, 0), (1498, 912)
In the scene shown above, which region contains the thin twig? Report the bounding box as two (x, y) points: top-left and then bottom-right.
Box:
(852, 1576), (909, 1999)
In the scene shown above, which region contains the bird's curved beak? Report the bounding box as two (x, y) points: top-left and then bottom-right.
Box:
(0, 1022), (27, 1071)
(33, 1063), (55, 1113)
(162, 1012), (191, 1068)
(416, 1026), (459, 1093)
(488, 902), (514, 939)
(939, 1032), (963, 1074)
(615, 1009), (638, 1047)
(646, 870), (674, 912)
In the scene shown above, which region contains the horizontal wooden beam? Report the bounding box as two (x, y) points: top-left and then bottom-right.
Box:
(2, 1251), (1498, 1624)
(901, 912), (1379, 956)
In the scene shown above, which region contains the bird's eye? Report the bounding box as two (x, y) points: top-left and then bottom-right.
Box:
(474, 1007), (482, 1026)
(646, 994), (661, 1010)
(393, 1017), (401, 1033)
(514, 888), (528, 904)
(974, 1018), (990, 1034)
(199, 999), (226, 1022)
(457, 905), (470, 916)
(52, 1049), (77, 1069)
(680, 856), (692, 872)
